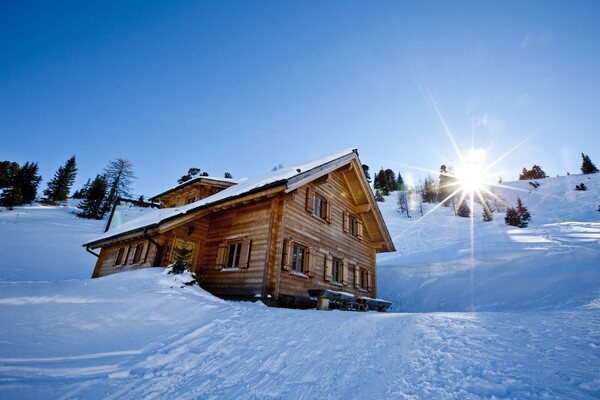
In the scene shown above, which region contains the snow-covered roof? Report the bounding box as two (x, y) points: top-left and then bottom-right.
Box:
(85, 149), (358, 247)
(148, 176), (242, 202)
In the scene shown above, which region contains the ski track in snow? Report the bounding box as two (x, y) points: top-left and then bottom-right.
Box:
(1, 281), (598, 399)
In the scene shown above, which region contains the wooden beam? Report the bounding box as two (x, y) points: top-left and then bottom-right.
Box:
(355, 203), (371, 214)
(339, 163), (353, 173)
(312, 173), (330, 186)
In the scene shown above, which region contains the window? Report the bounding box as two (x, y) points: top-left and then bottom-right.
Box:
(360, 269), (368, 290)
(343, 211), (363, 240)
(131, 243), (145, 264)
(313, 193), (327, 220)
(326, 255), (346, 284)
(332, 258), (342, 283)
(215, 238), (252, 270)
(226, 242), (243, 268)
(114, 247), (125, 266)
(283, 239), (314, 277)
(349, 215), (358, 236)
(292, 243), (307, 273)
(305, 187), (331, 223)
(186, 196), (196, 205)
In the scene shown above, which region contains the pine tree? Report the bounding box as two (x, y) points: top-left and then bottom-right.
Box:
(397, 172), (404, 191)
(362, 164), (371, 184)
(384, 169), (398, 192)
(482, 209), (493, 222)
(374, 189), (384, 202)
(73, 178), (91, 199)
(516, 197), (531, 223)
(19, 162), (42, 204)
(170, 243), (194, 274)
(0, 162), (22, 208)
(178, 167), (201, 184)
(373, 168), (386, 194)
(102, 158), (136, 214)
(456, 201), (470, 218)
(77, 175), (108, 219)
(505, 197), (530, 228)
(224, 172), (233, 179)
(0, 161), (16, 188)
(519, 165), (548, 180)
(421, 176), (437, 203)
(581, 153), (599, 174)
(504, 206), (521, 227)
(1, 162), (41, 206)
(44, 156), (77, 204)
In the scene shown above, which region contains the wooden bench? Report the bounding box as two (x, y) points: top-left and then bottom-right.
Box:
(307, 289), (391, 312)
(356, 297), (392, 312)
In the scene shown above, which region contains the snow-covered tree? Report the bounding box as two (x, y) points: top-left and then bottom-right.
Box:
(581, 153), (599, 174)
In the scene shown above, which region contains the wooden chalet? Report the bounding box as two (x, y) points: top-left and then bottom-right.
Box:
(84, 149), (395, 307)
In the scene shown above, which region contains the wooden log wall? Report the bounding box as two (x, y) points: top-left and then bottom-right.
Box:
(277, 170), (378, 299)
(197, 197), (273, 297)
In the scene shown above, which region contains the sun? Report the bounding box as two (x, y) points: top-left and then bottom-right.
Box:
(455, 148), (487, 194)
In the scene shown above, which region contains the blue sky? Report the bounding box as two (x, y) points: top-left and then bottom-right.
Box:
(1, 0), (599, 197)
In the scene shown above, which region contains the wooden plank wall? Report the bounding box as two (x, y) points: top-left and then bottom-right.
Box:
(278, 170), (378, 299)
(197, 198), (273, 297)
(92, 237), (160, 278)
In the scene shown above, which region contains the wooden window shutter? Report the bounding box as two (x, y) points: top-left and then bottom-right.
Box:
(367, 270), (373, 292)
(324, 254), (333, 282)
(325, 198), (332, 223)
(342, 260), (349, 285)
(305, 187), (315, 213)
(354, 264), (360, 288)
(357, 221), (364, 240)
(306, 248), (316, 277)
(343, 211), (349, 234)
(239, 239), (252, 269)
(283, 239), (292, 268)
(215, 242), (226, 270)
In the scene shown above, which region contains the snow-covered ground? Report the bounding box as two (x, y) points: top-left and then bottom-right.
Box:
(0, 174), (599, 399)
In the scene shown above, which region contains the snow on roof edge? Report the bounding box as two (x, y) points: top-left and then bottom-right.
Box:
(84, 149), (357, 247)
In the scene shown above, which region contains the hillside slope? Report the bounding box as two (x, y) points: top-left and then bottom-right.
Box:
(0, 174), (599, 399)
(377, 173), (600, 312)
